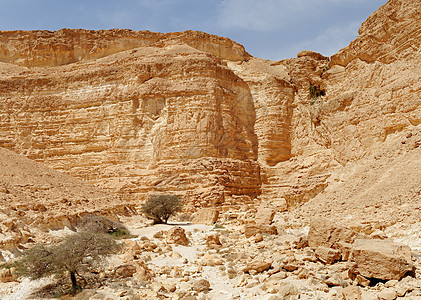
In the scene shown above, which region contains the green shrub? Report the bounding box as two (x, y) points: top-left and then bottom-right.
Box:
(141, 194), (183, 224)
(309, 83), (325, 100)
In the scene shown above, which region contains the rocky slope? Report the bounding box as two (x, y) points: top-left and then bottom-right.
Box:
(0, 147), (132, 252)
(0, 0), (419, 223)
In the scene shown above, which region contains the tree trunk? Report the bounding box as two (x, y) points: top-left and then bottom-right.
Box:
(70, 271), (78, 290)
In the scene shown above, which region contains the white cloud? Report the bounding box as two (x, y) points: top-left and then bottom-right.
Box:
(217, 0), (295, 31)
(217, 0), (371, 31)
(284, 21), (361, 58)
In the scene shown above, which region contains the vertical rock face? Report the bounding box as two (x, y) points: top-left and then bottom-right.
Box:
(331, 0), (421, 66)
(228, 58), (295, 166)
(0, 0), (420, 210)
(0, 43), (260, 206)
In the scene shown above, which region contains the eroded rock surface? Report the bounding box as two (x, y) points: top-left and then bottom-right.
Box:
(1, 0), (420, 213)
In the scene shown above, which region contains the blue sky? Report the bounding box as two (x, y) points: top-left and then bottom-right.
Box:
(0, 0), (387, 60)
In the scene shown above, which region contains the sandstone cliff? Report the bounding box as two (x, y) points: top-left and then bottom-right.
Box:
(0, 29), (249, 67)
(0, 40), (260, 207)
(0, 0), (419, 222)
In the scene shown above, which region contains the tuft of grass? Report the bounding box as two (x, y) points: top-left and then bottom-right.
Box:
(213, 224), (225, 229)
(109, 228), (137, 239)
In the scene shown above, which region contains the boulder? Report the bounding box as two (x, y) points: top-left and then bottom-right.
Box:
(192, 279), (210, 292)
(377, 288), (397, 300)
(308, 217), (359, 249)
(200, 253), (223, 266)
(242, 260), (272, 273)
(115, 264), (137, 278)
(350, 239), (414, 281)
(205, 234), (222, 248)
(134, 261), (153, 281)
(166, 226), (189, 246)
(244, 224), (277, 238)
(340, 285), (362, 300)
(255, 206), (276, 225)
(192, 208), (219, 225)
(315, 246), (341, 264)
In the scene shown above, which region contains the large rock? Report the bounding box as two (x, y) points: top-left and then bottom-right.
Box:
(242, 260), (272, 273)
(192, 279), (211, 292)
(205, 234), (222, 248)
(244, 223), (277, 238)
(308, 217), (359, 249)
(350, 239), (415, 280)
(255, 206), (276, 225)
(340, 285), (362, 300)
(314, 246), (341, 264)
(166, 226), (189, 246)
(192, 208), (219, 225)
(114, 264), (137, 278)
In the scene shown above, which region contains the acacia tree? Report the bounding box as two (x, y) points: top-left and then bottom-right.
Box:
(14, 231), (119, 291)
(141, 194), (183, 224)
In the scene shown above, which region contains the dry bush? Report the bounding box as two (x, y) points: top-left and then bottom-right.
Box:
(12, 231), (119, 293)
(141, 194), (183, 224)
(77, 214), (131, 238)
(175, 212), (193, 222)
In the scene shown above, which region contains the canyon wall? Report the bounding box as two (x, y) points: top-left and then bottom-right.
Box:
(0, 43), (260, 207)
(0, 29), (249, 67)
(0, 0), (419, 209)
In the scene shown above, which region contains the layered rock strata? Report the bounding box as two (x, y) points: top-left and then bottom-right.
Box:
(0, 0), (419, 211)
(0, 29), (249, 67)
(0, 43), (260, 206)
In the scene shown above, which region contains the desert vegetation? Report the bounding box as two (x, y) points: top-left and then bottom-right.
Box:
(141, 194), (183, 224)
(10, 231), (119, 293)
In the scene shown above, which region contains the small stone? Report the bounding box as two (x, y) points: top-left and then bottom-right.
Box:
(336, 241), (353, 261)
(384, 280), (399, 288)
(0, 269), (14, 283)
(325, 274), (342, 286)
(244, 224), (277, 238)
(283, 263), (299, 272)
(377, 288), (397, 300)
(163, 282), (177, 293)
(254, 233), (264, 243)
(192, 279), (210, 292)
(315, 246), (341, 264)
(356, 274), (370, 287)
(395, 285), (410, 297)
(200, 253), (223, 266)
